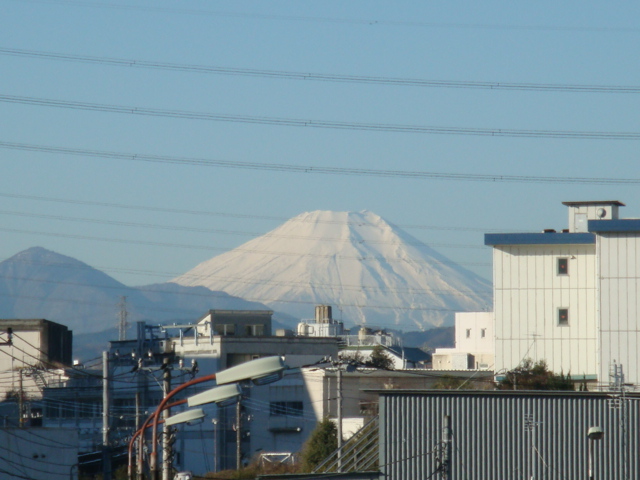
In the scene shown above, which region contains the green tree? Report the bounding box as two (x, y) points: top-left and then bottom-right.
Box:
(299, 417), (338, 472)
(367, 345), (394, 370)
(498, 359), (574, 390)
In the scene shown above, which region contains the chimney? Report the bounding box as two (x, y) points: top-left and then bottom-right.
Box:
(315, 305), (332, 324)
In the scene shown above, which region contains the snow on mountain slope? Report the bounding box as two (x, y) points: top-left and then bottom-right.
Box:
(172, 210), (492, 330)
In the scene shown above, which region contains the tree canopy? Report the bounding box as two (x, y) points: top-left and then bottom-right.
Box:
(299, 417), (338, 472)
(366, 345), (394, 370)
(498, 359), (574, 390)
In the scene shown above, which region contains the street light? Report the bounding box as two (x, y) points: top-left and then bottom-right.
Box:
(587, 426), (604, 480)
(165, 408), (206, 427)
(149, 356), (286, 480)
(215, 356), (286, 386)
(188, 383), (241, 407)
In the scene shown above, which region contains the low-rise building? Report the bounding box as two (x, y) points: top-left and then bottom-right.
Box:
(431, 312), (493, 370)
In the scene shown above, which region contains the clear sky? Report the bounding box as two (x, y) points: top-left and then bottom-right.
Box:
(1, 0), (639, 291)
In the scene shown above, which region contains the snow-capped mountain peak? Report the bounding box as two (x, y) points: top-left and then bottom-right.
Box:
(172, 210), (491, 330)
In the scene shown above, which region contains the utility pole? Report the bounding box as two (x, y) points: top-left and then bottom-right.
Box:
(236, 399), (242, 470)
(18, 368), (24, 427)
(212, 418), (218, 473)
(162, 357), (172, 480)
(102, 351), (112, 480)
(337, 367), (343, 472)
(442, 414), (452, 479)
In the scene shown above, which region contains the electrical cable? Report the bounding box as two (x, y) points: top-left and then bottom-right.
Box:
(0, 191), (508, 232)
(2, 95), (639, 140)
(3, 47), (640, 93)
(7, 1), (640, 33)
(0, 208), (485, 250)
(0, 224), (493, 267)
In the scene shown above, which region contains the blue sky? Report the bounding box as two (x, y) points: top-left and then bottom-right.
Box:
(1, 0), (639, 289)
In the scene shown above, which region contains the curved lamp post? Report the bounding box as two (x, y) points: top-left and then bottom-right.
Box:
(148, 356), (286, 480)
(164, 408), (206, 427)
(587, 426), (604, 480)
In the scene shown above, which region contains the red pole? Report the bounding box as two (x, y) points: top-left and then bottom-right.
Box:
(149, 373), (217, 480)
(128, 399), (185, 480)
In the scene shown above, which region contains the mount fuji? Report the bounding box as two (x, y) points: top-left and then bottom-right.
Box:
(172, 210), (492, 331)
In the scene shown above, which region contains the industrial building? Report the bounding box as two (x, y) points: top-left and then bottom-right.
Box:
(485, 200), (640, 389)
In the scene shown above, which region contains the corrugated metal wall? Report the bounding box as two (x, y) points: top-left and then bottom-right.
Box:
(380, 391), (639, 480)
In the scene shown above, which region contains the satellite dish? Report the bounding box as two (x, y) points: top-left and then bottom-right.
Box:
(597, 208), (607, 218)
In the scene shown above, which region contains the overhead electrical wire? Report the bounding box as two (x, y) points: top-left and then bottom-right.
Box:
(0, 209), (486, 250)
(2, 141), (639, 183)
(0, 272), (488, 300)
(0, 225), (492, 267)
(0, 191), (498, 232)
(8, 1), (640, 33)
(3, 47), (639, 93)
(0, 290), (477, 317)
(1, 96), (639, 140)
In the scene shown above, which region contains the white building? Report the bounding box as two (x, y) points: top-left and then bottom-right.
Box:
(432, 312), (494, 370)
(0, 319), (72, 402)
(297, 305), (429, 369)
(485, 200), (640, 389)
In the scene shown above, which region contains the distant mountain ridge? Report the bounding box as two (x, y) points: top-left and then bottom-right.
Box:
(0, 247), (276, 334)
(173, 210), (492, 330)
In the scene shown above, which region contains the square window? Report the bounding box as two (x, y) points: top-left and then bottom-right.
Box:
(558, 308), (569, 326)
(557, 258), (569, 275)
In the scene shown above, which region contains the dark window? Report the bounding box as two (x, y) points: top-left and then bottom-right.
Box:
(214, 324), (235, 336)
(557, 258), (569, 275)
(558, 308), (569, 326)
(245, 325), (265, 336)
(270, 401), (303, 417)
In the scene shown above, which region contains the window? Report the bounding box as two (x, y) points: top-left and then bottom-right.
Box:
(466, 329), (471, 338)
(213, 324), (235, 336)
(245, 324), (265, 336)
(481, 328), (486, 338)
(557, 258), (568, 275)
(270, 401), (303, 417)
(558, 308), (569, 326)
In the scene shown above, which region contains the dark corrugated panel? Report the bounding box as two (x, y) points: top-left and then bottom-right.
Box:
(380, 392), (639, 480)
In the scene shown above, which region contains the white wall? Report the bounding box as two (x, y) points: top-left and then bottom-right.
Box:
(597, 232), (640, 386)
(493, 243), (598, 377)
(0, 332), (46, 399)
(454, 312), (494, 354)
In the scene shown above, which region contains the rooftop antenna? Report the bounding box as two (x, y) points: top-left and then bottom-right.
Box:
(118, 296), (129, 341)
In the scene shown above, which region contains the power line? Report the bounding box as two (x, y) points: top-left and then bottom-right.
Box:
(3, 47), (640, 93)
(0, 225), (493, 266)
(8, 1), (640, 33)
(0, 191), (497, 232)
(2, 141), (640, 183)
(0, 271), (488, 300)
(2, 96), (639, 140)
(0, 209), (486, 250)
